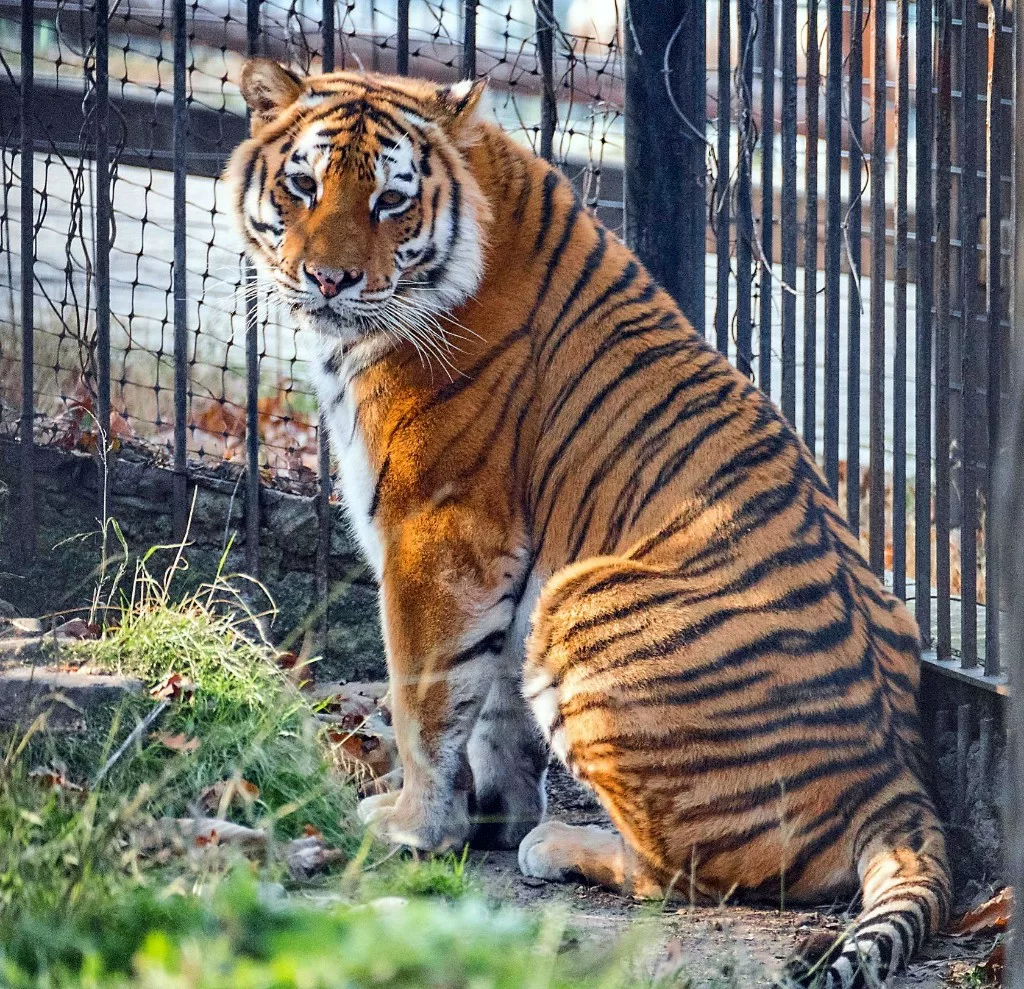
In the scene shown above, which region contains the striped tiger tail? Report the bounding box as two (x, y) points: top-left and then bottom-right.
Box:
(781, 797), (951, 988)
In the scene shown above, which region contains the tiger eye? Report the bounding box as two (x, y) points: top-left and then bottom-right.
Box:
(292, 174), (316, 196)
(377, 190), (407, 210)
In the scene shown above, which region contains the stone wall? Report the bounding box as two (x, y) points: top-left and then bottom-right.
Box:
(0, 440), (385, 682)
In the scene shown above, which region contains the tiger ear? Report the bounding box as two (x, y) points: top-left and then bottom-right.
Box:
(239, 59), (304, 134)
(433, 78), (487, 132)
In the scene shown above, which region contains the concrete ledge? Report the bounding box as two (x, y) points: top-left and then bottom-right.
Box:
(0, 665), (145, 733)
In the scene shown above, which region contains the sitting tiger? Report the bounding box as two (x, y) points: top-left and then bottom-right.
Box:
(226, 60), (951, 988)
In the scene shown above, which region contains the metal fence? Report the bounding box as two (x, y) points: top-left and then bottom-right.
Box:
(2, 0), (1015, 701)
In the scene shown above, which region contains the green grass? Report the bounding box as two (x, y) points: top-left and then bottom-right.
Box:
(0, 526), (701, 988)
(0, 871), (639, 989)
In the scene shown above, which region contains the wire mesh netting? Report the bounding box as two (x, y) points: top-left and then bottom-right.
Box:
(0, 0), (624, 488)
(0, 0), (1015, 666)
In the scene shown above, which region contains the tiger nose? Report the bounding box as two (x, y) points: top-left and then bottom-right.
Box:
(304, 264), (362, 298)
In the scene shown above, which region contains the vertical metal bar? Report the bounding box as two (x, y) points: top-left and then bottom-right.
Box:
(758, 0), (775, 393)
(956, 702), (971, 822)
(935, 0), (953, 657)
(95, 0), (111, 516)
(868, 0), (887, 578)
(847, 0), (865, 531)
(736, 0), (754, 378)
(915, 0), (935, 639)
(321, 0), (334, 71)
(245, 0), (261, 577)
(18, 0), (35, 563)
(462, 0), (476, 79)
(780, 0), (797, 422)
(978, 714), (993, 779)
(983, 0), (1005, 676)
(537, 0), (555, 161)
(803, 0), (820, 449)
(172, 0), (188, 541)
(822, 0), (842, 496)
(396, 0), (409, 75)
(892, 0), (909, 599)
(959, 0), (980, 668)
(623, 0), (706, 330)
(316, 0), (335, 647)
(1005, 7), (1024, 957)
(716, 0), (732, 356)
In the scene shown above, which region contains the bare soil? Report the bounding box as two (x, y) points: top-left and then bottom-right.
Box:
(467, 764), (996, 988)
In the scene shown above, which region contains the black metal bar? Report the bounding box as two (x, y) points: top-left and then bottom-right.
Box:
(1005, 7), (1024, 952)
(956, 702), (971, 822)
(915, 0), (935, 640)
(803, 0), (819, 449)
(462, 0), (476, 79)
(935, 0), (953, 658)
(537, 0), (555, 161)
(983, 0), (1005, 676)
(95, 0), (111, 517)
(892, 0), (909, 600)
(758, 0), (774, 393)
(396, 0), (409, 75)
(623, 0), (706, 331)
(736, 0), (754, 378)
(172, 0), (188, 541)
(868, 0), (887, 578)
(846, 0), (864, 532)
(321, 0), (334, 71)
(822, 0), (842, 496)
(317, 0), (335, 639)
(716, 0), (732, 356)
(245, 0), (261, 577)
(960, 0), (980, 668)
(18, 0), (35, 563)
(780, 0), (796, 422)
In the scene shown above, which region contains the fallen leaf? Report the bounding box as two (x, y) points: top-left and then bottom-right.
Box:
(303, 823), (324, 839)
(198, 778), (260, 814)
(28, 766), (86, 796)
(327, 728), (395, 782)
(953, 888), (1012, 937)
(284, 835), (344, 879)
(982, 942), (1005, 982)
(153, 732), (200, 754)
(52, 618), (101, 640)
(150, 673), (196, 702)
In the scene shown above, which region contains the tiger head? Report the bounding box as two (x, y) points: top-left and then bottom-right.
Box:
(226, 60), (491, 341)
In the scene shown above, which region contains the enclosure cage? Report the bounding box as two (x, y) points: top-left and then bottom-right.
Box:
(1, 0), (1016, 782)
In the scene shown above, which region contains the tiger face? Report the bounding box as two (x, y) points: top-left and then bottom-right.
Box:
(226, 61), (491, 341)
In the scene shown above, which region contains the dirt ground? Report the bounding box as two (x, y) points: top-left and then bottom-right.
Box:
(465, 764), (997, 988)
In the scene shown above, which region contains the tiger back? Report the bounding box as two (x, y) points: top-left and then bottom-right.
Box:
(226, 60), (951, 989)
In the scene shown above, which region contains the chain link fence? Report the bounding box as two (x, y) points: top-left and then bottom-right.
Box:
(1, 0), (1016, 699)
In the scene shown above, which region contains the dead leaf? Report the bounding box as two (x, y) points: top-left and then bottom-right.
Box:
(28, 766), (87, 796)
(152, 732), (200, 754)
(150, 673), (196, 702)
(52, 618), (101, 640)
(198, 778), (260, 814)
(953, 888), (1012, 937)
(982, 942), (1005, 982)
(303, 823), (324, 839)
(285, 835), (344, 879)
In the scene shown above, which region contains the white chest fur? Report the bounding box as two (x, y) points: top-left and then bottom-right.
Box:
(312, 339), (386, 582)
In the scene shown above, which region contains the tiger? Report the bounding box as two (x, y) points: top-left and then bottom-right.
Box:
(225, 59), (951, 988)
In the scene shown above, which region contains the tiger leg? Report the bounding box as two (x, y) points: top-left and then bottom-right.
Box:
(518, 820), (665, 898)
(468, 670), (549, 849)
(356, 512), (531, 853)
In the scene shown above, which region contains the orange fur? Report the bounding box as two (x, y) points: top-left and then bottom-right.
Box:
(226, 64), (951, 988)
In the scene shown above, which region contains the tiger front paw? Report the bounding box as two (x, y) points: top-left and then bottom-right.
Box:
(358, 788), (470, 853)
